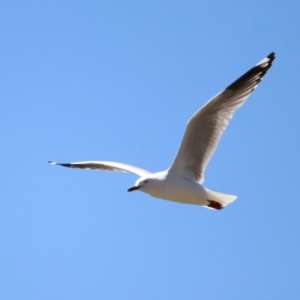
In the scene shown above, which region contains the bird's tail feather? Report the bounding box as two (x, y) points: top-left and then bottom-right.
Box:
(205, 188), (237, 208)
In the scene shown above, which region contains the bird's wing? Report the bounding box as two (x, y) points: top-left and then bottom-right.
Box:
(169, 52), (275, 183)
(49, 160), (151, 177)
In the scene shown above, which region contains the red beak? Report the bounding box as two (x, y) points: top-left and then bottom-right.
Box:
(127, 186), (140, 192)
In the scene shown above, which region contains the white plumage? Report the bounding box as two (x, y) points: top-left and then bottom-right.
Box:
(50, 52), (275, 210)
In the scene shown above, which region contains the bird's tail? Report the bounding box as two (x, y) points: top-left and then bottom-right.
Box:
(205, 188), (237, 209)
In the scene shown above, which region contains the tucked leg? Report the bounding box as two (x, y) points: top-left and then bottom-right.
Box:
(207, 199), (223, 210)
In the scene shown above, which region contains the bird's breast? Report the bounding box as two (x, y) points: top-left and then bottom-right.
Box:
(146, 177), (208, 205)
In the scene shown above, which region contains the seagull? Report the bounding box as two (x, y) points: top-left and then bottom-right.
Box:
(50, 52), (275, 210)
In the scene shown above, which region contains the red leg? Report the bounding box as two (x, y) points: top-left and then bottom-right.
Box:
(207, 199), (223, 210)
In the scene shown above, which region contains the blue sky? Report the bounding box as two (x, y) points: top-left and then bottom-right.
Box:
(1, 1), (300, 299)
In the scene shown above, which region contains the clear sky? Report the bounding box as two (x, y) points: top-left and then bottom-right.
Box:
(1, 1), (299, 299)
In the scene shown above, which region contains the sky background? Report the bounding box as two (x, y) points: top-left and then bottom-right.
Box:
(1, 1), (299, 299)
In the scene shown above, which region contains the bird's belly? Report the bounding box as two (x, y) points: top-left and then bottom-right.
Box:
(148, 181), (208, 205)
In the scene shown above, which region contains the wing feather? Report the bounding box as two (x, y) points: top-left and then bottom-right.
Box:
(169, 52), (275, 183)
(49, 160), (151, 177)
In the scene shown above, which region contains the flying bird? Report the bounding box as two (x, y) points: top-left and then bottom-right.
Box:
(50, 52), (275, 210)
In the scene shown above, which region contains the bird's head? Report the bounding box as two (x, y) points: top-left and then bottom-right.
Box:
(127, 177), (150, 192)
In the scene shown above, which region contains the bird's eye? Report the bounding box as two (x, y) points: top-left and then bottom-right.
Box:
(144, 180), (148, 184)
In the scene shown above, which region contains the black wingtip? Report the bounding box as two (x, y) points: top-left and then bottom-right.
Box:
(256, 52), (276, 68)
(226, 52), (276, 93)
(268, 51), (276, 58)
(48, 161), (74, 168)
(267, 51), (276, 63)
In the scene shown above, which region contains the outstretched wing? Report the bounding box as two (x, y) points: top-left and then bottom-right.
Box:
(169, 52), (275, 183)
(49, 160), (151, 177)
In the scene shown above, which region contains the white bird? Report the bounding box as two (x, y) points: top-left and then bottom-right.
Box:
(50, 52), (275, 210)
